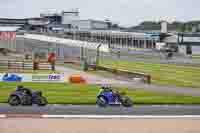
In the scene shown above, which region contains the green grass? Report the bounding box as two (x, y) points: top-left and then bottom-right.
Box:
(192, 55), (200, 59)
(62, 64), (83, 71)
(0, 82), (200, 104)
(100, 59), (200, 88)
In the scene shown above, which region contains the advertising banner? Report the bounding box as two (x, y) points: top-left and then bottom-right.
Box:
(0, 73), (65, 83)
(31, 74), (64, 82)
(0, 32), (16, 40)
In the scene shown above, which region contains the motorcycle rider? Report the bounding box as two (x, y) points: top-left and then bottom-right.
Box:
(113, 90), (121, 103)
(16, 85), (24, 91)
(98, 85), (122, 104)
(16, 85), (32, 96)
(98, 84), (112, 95)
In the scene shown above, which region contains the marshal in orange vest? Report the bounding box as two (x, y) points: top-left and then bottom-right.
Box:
(48, 53), (56, 63)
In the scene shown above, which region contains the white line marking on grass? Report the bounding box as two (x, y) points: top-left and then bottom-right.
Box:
(41, 115), (200, 119)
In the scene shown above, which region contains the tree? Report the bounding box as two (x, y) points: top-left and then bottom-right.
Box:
(180, 24), (186, 32)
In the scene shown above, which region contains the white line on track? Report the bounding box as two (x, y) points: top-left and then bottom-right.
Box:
(1, 114), (200, 119)
(0, 114), (6, 118)
(41, 115), (200, 119)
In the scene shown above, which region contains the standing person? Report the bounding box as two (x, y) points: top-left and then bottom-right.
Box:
(48, 52), (56, 71)
(33, 54), (40, 71)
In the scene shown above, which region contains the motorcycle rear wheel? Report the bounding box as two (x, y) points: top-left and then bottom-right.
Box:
(121, 96), (133, 107)
(8, 96), (20, 106)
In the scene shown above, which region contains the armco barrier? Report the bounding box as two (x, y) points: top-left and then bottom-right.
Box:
(63, 57), (81, 65)
(0, 60), (52, 71)
(96, 66), (151, 84)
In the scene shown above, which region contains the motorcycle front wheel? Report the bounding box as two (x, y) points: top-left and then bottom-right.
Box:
(36, 96), (48, 106)
(96, 96), (107, 107)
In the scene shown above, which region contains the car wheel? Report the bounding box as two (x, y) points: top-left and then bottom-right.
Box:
(96, 96), (107, 107)
(8, 96), (21, 106)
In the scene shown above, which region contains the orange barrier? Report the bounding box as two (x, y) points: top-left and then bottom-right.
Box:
(69, 74), (86, 84)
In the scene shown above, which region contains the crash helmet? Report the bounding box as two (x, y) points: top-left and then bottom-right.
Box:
(101, 84), (111, 90)
(101, 84), (106, 90)
(17, 85), (24, 90)
(106, 84), (111, 89)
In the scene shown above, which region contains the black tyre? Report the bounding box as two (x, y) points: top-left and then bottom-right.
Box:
(36, 96), (48, 106)
(8, 96), (21, 106)
(96, 96), (107, 107)
(121, 96), (133, 107)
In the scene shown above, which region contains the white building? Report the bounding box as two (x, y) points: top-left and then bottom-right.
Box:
(40, 9), (80, 26)
(40, 10), (109, 30)
(61, 10), (80, 25)
(72, 19), (109, 30)
(163, 33), (200, 55)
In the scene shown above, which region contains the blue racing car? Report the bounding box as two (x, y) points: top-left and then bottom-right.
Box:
(96, 85), (133, 107)
(2, 73), (22, 82)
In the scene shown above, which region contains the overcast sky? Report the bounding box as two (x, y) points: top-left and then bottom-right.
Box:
(0, 0), (200, 27)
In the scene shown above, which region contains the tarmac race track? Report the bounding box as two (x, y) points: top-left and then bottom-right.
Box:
(1, 118), (200, 133)
(0, 105), (200, 115)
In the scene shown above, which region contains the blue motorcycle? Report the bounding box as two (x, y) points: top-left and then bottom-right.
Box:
(96, 87), (133, 107)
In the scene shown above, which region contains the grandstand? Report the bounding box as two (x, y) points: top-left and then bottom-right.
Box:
(0, 18), (27, 26)
(64, 30), (160, 49)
